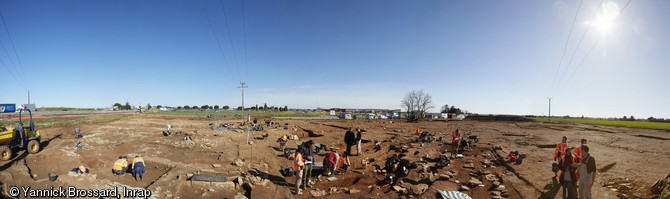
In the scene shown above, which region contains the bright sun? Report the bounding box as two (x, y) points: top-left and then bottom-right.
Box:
(586, 1), (621, 33)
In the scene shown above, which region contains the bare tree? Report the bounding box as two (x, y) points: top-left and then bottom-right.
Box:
(401, 89), (434, 116)
(401, 90), (416, 114)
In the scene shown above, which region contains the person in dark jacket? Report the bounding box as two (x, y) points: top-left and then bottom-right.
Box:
(300, 140), (315, 188)
(355, 128), (363, 156)
(559, 148), (578, 199)
(344, 127), (356, 155)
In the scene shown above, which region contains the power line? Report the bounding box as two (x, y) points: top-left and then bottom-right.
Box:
(0, 27), (28, 87)
(202, 6), (239, 84)
(219, 0), (242, 79)
(0, 58), (24, 87)
(0, 43), (27, 87)
(557, 0), (633, 93)
(559, 37), (602, 92)
(0, 9), (29, 88)
(555, 0), (604, 90)
(241, 0), (249, 81)
(549, 0), (583, 93)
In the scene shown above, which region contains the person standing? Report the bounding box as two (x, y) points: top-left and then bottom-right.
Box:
(293, 150), (305, 195)
(579, 145), (596, 199)
(301, 140), (315, 189)
(344, 127), (356, 155)
(451, 129), (462, 157)
(555, 136), (568, 176)
(555, 136), (568, 162)
(355, 128), (363, 156)
(574, 139), (587, 163)
(166, 123), (172, 135)
(559, 148), (578, 199)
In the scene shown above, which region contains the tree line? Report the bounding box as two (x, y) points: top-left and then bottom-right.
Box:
(112, 102), (289, 111)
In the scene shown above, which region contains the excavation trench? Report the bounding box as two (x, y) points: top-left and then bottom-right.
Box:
(535, 144), (556, 149)
(635, 134), (670, 141)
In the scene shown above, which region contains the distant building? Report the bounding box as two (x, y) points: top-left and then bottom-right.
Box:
(17, 104), (36, 112)
(326, 108), (401, 114)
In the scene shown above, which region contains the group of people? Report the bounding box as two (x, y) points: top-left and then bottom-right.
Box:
(166, 123), (196, 141)
(112, 155), (146, 181)
(283, 127), (363, 195)
(344, 127), (363, 156)
(288, 140), (315, 195)
(555, 136), (597, 199)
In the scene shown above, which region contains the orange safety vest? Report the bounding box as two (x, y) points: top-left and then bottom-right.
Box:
(452, 131), (461, 142)
(287, 153), (295, 160)
(132, 157), (145, 168)
(508, 153), (517, 162)
(557, 154), (579, 180)
(277, 135), (287, 142)
(573, 146), (582, 163)
(113, 159), (128, 170)
(554, 142), (567, 159)
(339, 155), (350, 168)
(416, 127), (420, 135)
(293, 153), (304, 171)
(78, 165), (87, 172)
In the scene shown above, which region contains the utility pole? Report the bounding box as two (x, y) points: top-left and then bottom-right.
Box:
(28, 89), (30, 104)
(238, 82), (248, 117)
(547, 97), (552, 122)
(239, 82), (249, 144)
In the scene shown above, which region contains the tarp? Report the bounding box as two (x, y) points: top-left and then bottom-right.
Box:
(190, 174), (227, 182)
(453, 114), (466, 121)
(437, 190), (471, 199)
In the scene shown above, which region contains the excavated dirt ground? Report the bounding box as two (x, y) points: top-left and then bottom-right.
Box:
(1, 115), (668, 198)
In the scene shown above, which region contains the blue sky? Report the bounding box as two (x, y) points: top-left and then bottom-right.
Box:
(0, 0), (668, 118)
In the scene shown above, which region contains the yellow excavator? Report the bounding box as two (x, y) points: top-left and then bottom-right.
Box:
(0, 109), (41, 161)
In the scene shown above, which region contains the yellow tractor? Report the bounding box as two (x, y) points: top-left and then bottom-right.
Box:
(0, 109), (41, 161)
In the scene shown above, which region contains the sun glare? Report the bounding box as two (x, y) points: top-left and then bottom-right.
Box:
(586, 1), (621, 34)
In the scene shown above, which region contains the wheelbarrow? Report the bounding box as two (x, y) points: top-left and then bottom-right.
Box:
(261, 133), (269, 140)
(314, 143), (328, 153)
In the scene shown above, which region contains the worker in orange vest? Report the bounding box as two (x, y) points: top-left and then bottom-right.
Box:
(112, 156), (129, 176)
(293, 150), (305, 195)
(451, 129), (462, 157)
(75, 163), (89, 174)
(573, 139), (587, 163)
(558, 148), (579, 199)
(555, 136), (568, 162)
(132, 156), (146, 181)
(339, 151), (351, 172)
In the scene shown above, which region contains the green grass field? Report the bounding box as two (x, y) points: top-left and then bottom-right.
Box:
(145, 110), (328, 118)
(528, 117), (670, 130)
(38, 107), (98, 111)
(0, 114), (131, 127)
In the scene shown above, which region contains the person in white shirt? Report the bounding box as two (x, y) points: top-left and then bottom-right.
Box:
(579, 145), (597, 199)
